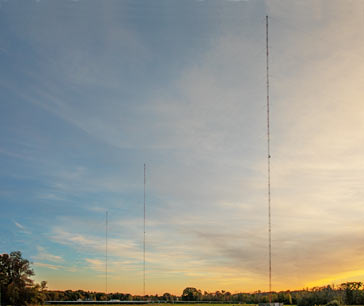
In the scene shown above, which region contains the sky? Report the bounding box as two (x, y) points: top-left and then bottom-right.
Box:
(1, 0), (364, 296)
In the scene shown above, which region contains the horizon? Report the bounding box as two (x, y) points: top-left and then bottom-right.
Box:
(1, 0), (364, 296)
(26, 283), (354, 296)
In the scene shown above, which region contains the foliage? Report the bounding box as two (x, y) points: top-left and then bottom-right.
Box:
(162, 292), (173, 302)
(182, 287), (203, 301)
(326, 299), (341, 306)
(43, 283), (364, 304)
(0, 251), (47, 306)
(340, 282), (364, 305)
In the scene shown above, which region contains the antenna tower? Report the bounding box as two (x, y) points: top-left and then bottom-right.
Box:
(106, 211), (108, 297)
(143, 163), (146, 297)
(266, 15), (272, 302)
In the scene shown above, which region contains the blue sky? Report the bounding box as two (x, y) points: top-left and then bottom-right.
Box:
(1, 0), (364, 295)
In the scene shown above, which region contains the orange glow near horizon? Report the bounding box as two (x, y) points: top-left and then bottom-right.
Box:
(34, 266), (364, 295)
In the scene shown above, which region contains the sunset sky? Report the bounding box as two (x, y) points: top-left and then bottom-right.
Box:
(1, 0), (364, 296)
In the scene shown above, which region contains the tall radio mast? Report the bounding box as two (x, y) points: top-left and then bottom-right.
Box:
(266, 15), (272, 303)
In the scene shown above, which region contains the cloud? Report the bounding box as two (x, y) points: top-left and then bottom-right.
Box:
(50, 227), (141, 261)
(37, 193), (65, 201)
(14, 221), (25, 230)
(85, 258), (105, 272)
(33, 246), (63, 263)
(33, 262), (61, 270)
(14, 221), (31, 235)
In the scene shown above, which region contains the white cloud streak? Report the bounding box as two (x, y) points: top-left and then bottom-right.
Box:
(33, 246), (64, 263)
(14, 221), (31, 235)
(33, 262), (61, 270)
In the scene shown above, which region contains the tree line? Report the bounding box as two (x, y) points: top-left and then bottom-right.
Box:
(180, 284), (364, 305)
(40, 283), (364, 305)
(2, 251), (364, 306)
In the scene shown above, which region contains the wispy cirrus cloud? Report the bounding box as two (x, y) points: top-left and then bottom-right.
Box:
(33, 246), (63, 263)
(33, 262), (61, 270)
(85, 258), (105, 272)
(14, 221), (31, 235)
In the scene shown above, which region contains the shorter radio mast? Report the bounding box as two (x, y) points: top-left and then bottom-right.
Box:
(106, 210), (108, 297)
(143, 163), (146, 297)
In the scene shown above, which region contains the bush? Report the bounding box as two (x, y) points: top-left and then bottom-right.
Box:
(297, 294), (317, 306)
(326, 300), (341, 306)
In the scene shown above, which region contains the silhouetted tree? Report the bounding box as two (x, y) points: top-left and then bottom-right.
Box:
(341, 282), (363, 305)
(182, 287), (202, 301)
(0, 251), (47, 306)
